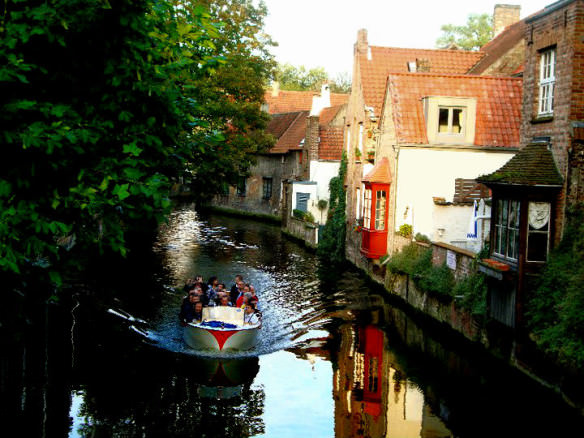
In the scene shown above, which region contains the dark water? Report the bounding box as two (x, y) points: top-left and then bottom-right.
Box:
(2, 204), (583, 437)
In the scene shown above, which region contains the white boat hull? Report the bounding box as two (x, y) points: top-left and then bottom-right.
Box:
(183, 306), (260, 352)
(184, 323), (259, 351)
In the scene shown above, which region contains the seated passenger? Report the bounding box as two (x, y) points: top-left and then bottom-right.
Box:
(179, 293), (200, 325)
(192, 302), (203, 322)
(236, 291), (252, 308)
(219, 295), (232, 307)
(243, 305), (260, 325)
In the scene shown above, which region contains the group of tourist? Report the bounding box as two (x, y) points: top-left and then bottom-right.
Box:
(178, 274), (261, 325)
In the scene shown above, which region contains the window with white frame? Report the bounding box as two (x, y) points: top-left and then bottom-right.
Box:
(363, 189), (372, 228)
(355, 187), (361, 220)
(438, 107), (465, 134)
(358, 124), (364, 155)
(374, 191), (386, 230)
(538, 48), (555, 116)
(493, 199), (520, 261)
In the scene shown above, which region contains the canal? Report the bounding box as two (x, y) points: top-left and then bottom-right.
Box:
(2, 203), (583, 437)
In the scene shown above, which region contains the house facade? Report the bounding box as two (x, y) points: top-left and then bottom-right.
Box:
(479, 0), (584, 329)
(343, 28), (523, 268)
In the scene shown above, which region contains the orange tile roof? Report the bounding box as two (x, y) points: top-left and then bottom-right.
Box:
(263, 89), (348, 114)
(363, 157), (391, 184)
(386, 72), (522, 147)
(359, 47), (484, 117)
(319, 126), (344, 161)
(267, 111), (308, 154)
(318, 104), (345, 126)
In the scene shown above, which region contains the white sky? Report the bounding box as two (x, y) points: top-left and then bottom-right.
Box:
(263, 0), (553, 78)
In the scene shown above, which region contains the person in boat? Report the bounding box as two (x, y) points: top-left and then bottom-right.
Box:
(237, 291), (252, 308)
(179, 293), (200, 325)
(192, 301), (203, 322)
(249, 285), (258, 303)
(219, 295), (232, 306)
(206, 276), (219, 306)
(243, 305), (260, 325)
(230, 275), (244, 305)
(183, 278), (196, 293)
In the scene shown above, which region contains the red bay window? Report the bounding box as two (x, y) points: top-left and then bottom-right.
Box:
(360, 157), (391, 259)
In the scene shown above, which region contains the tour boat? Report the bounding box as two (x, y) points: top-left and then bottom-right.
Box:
(183, 306), (260, 352)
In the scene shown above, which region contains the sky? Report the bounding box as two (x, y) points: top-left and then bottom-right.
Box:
(262, 0), (553, 78)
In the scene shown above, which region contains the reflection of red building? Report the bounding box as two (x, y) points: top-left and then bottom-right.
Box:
(360, 158), (391, 259)
(361, 325), (384, 419)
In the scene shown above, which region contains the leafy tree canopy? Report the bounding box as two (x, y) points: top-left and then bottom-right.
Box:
(436, 13), (493, 51)
(0, 0), (274, 285)
(274, 63), (351, 93)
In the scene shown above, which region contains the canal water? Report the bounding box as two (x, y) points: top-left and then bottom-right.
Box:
(2, 203), (583, 437)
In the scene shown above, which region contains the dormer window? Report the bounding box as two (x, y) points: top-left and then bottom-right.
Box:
(423, 96), (476, 145)
(438, 107), (465, 134)
(538, 48), (555, 116)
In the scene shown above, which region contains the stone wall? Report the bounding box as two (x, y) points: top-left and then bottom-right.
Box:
(283, 217), (318, 247)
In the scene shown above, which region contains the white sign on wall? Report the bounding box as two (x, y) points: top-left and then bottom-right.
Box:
(446, 250), (457, 270)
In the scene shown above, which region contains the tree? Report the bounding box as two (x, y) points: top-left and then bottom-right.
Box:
(436, 13), (493, 51)
(179, 0), (277, 193)
(273, 63), (351, 93)
(0, 0), (274, 285)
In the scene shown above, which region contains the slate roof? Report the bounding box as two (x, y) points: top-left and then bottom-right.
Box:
(386, 72), (522, 147)
(266, 111), (308, 154)
(477, 143), (563, 186)
(319, 126), (344, 161)
(362, 157), (392, 184)
(263, 89), (348, 114)
(359, 47), (484, 117)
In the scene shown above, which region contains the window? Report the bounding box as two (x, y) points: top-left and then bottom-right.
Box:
(363, 189), (372, 228)
(262, 177), (272, 200)
(296, 192), (310, 212)
(493, 199), (520, 261)
(538, 49), (556, 116)
(355, 187), (361, 220)
(374, 190), (386, 230)
(236, 177), (246, 197)
(423, 97), (476, 145)
(438, 107), (464, 134)
(346, 128), (351, 154)
(220, 182), (230, 196)
(527, 202), (550, 262)
(358, 124), (364, 155)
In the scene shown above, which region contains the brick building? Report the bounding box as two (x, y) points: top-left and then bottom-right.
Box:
(213, 85), (348, 221)
(479, 0), (584, 329)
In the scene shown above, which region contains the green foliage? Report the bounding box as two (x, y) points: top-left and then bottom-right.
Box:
(274, 63), (351, 93)
(318, 154), (347, 264)
(414, 232), (431, 244)
(527, 205), (584, 368)
(453, 272), (487, 316)
(436, 13), (493, 51)
(292, 209), (305, 220)
(304, 211), (315, 223)
(398, 224), (413, 238)
(317, 199), (328, 210)
(0, 0), (274, 284)
(387, 243), (454, 297)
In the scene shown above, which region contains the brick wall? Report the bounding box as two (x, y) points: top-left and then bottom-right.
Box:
(431, 241), (476, 282)
(522, 0), (584, 242)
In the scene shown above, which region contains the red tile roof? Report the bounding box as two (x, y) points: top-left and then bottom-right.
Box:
(267, 111), (308, 154)
(318, 104), (345, 126)
(386, 72), (522, 147)
(363, 157), (392, 184)
(264, 89), (348, 114)
(359, 47), (485, 116)
(319, 126), (344, 161)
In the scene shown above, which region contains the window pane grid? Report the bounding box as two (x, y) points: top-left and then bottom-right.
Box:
(538, 49), (555, 115)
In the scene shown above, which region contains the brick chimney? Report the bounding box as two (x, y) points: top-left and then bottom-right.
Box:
(355, 29), (368, 55)
(493, 4), (521, 37)
(303, 116), (320, 179)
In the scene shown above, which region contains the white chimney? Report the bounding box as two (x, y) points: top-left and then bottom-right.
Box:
(310, 84), (331, 116)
